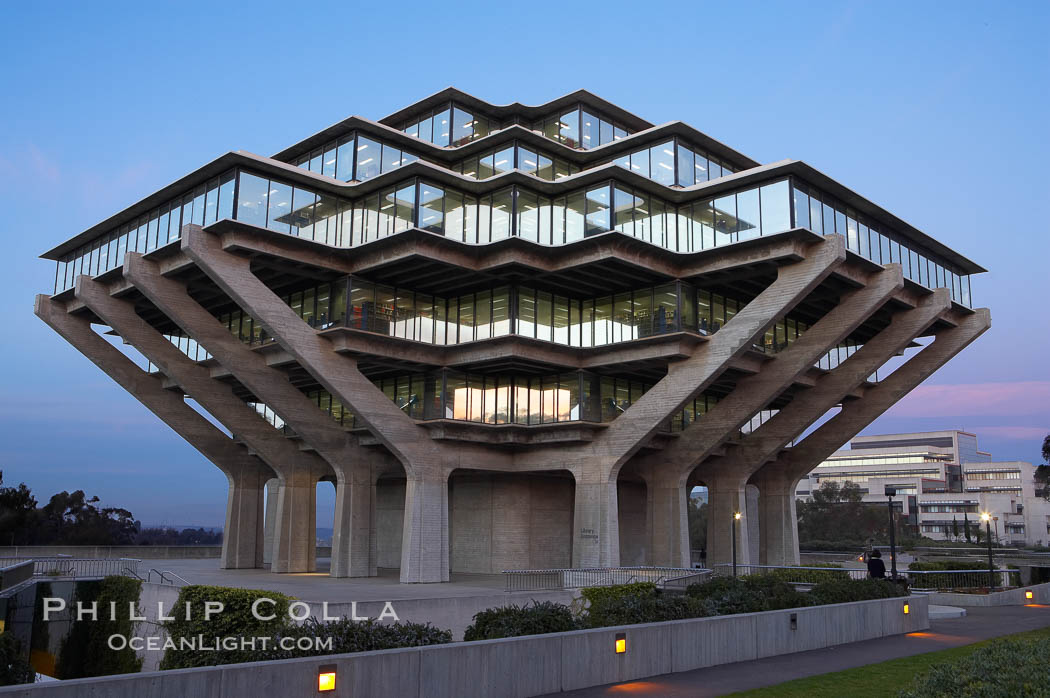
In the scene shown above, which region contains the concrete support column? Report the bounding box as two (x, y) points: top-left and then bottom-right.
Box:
(221, 467), (266, 569)
(262, 478), (279, 566)
(745, 484), (760, 565)
(648, 474), (690, 568)
(270, 472), (318, 574)
(751, 472), (801, 566)
(331, 463), (376, 578)
(706, 477), (750, 569)
(399, 474), (449, 583)
(571, 477), (620, 568)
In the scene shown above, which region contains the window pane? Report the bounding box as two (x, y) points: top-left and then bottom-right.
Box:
(760, 180), (791, 235)
(236, 173), (269, 227)
(536, 291), (553, 341)
(713, 194), (736, 245)
(394, 185), (415, 232)
(420, 183), (444, 233)
(559, 109), (579, 147)
(356, 137), (381, 180)
(585, 185), (610, 236)
(492, 287), (510, 336)
(792, 183), (810, 229)
(736, 188), (760, 241)
(452, 107), (474, 147)
(649, 141), (675, 186)
(290, 187), (316, 237)
(566, 192), (585, 242)
(490, 189), (513, 240)
(267, 181), (293, 233)
(336, 136), (355, 181)
(517, 287), (536, 337)
(432, 108), (451, 146)
(444, 190), (464, 241)
(517, 190), (539, 242)
(676, 144), (694, 186)
(580, 110), (597, 149)
(381, 144), (402, 173)
(492, 147), (514, 176)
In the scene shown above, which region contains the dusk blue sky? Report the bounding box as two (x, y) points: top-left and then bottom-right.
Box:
(1, 2), (1046, 527)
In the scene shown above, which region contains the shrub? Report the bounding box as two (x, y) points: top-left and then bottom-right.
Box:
(464, 601), (579, 641)
(0, 633), (34, 686)
(762, 563), (851, 585)
(160, 585), (293, 670)
(686, 575), (816, 614)
(799, 540), (867, 552)
(262, 618), (452, 659)
(808, 578), (908, 605)
(583, 593), (715, 628)
(56, 576), (143, 678)
(899, 635), (1050, 697)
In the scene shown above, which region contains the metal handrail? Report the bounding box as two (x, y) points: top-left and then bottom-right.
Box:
(147, 568), (189, 586)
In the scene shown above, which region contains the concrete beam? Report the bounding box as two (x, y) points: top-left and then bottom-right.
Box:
(33, 294), (272, 570)
(122, 253), (381, 578)
(593, 235), (848, 474)
(754, 306), (991, 564)
(73, 276), (329, 574)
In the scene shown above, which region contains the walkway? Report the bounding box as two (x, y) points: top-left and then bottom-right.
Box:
(547, 604), (1050, 697)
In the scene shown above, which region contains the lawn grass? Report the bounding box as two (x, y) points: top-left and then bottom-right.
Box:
(728, 625), (1050, 697)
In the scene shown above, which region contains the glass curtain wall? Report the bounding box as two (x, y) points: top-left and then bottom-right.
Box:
(791, 179), (971, 307)
(55, 170), (236, 293)
(533, 105), (631, 149)
(613, 138), (737, 187)
(402, 103), (498, 147)
(292, 132), (420, 183)
(455, 143), (580, 182)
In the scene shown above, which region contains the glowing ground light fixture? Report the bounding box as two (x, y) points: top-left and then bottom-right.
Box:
(1026, 590), (1034, 600)
(318, 664), (336, 692)
(615, 632), (626, 654)
(903, 603), (910, 615)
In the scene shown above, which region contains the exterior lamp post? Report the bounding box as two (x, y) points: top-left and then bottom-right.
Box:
(886, 487), (898, 580)
(732, 512), (742, 577)
(981, 512), (995, 591)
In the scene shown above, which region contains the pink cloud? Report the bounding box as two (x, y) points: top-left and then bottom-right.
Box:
(888, 381), (1050, 419)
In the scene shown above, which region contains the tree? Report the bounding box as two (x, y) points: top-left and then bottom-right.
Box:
(796, 480), (888, 545)
(1035, 433), (1050, 500)
(951, 517), (959, 541)
(963, 510), (972, 543)
(0, 472), (38, 546)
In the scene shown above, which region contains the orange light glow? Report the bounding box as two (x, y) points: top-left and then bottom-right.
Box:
(318, 671), (336, 692)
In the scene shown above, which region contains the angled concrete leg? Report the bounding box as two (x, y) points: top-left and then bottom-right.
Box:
(571, 478), (620, 568)
(400, 474), (449, 583)
(706, 478), (751, 569)
(263, 478), (279, 566)
(222, 468), (266, 569)
(271, 474), (317, 574)
(331, 464), (376, 578)
(649, 474), (690, 568)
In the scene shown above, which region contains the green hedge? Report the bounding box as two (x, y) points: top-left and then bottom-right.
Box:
(464, 601), (579, 641)
(808, 578), (908, 605)
(0, 633), (34, 686)
(262, 618), (451, 658)
(760, 563), (851, 585)
(899, 635), (1050, 697)
(686, 576), (818, 614)
(56, 576), (143, 679)
(160, 585), (293, 670)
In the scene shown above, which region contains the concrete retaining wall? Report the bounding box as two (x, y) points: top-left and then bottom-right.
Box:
(0, 595), (928, 697)
(0, 561), (34, 591)
(928, 580), (1050, 607)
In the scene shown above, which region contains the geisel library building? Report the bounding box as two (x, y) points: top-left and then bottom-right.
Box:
(36, 89), (990, 583)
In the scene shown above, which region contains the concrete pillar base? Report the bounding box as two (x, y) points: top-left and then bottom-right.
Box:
(400, 475), (449, 583)
(270, 478), (317, 574)
(706, 479), (751, 569)
(331, 465), (376, 578)
(649, 478), (690, 568)
(571, 478), (620, 569)
(221, 469), (266, 569)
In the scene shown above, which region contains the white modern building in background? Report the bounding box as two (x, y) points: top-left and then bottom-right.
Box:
(796, 430), (1050, 547)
